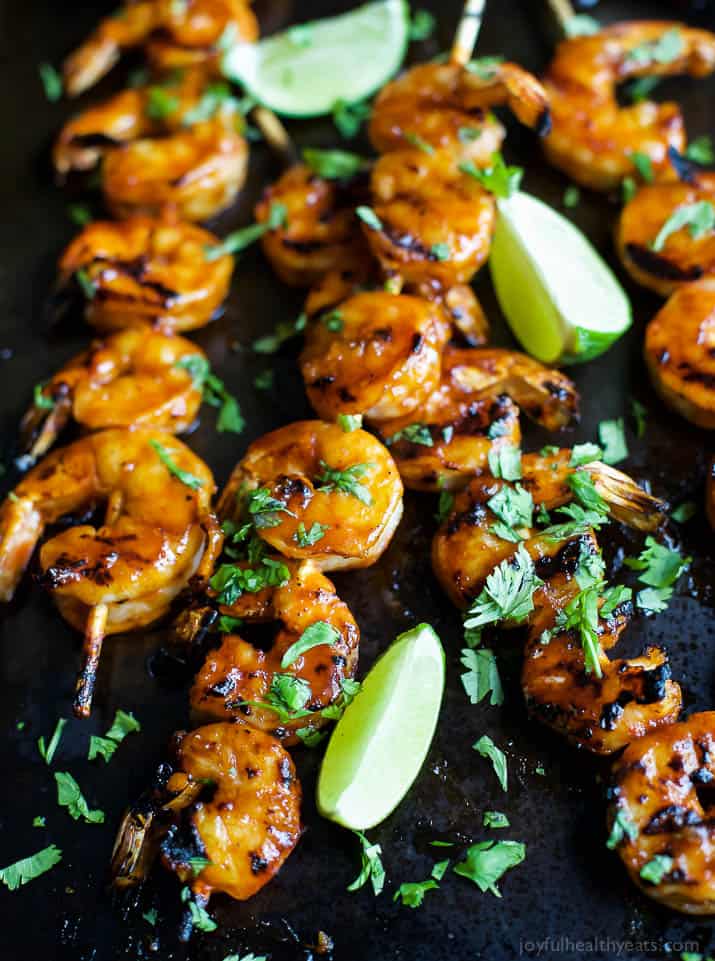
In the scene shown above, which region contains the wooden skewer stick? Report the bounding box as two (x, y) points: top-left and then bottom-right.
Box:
(251, 105), (298, 167)
(104, 488), (123, 526)
(450, 0), (486, 67)
(74, 602), (108, 718)
(546, 0), (576, 37)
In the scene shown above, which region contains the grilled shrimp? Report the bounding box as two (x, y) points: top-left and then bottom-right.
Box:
(111, 722), (301, 919)
(54, 73), (247, 221)
(218, 420), (403, 571)
(191, 561), (359, 744)
(644, 279), (715, 428)
(366, 148), (496, 288)
(608, 712), (715, 913)
(616, 175), (715, 295)
(254, 163), (370, 287)
(58, 216), (233, 333)
(0, 428), (221, 715)
(432, 448), (666, 608)
(19, 329), (204, 465)
(543, 21), (715, 189)
(372, 346), (579, 491)
(523, 535), (682, 754)
(300, 291), (450, 422)
(63, 0), (258, 96)
(369, 60), (551, 161)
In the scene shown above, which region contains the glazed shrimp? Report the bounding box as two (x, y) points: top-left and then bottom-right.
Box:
(217, 420), (404, 572)
(299, 291), (450, 422)
(0, 428), (221, 716)
(644, 279), (715, 429)
(54, 72), (247, 221)
(190, 561), (359, 744)
(254, 163), (371, 287)
(372, 345), (580, 491)
(366, 148), (496, 288)
(543, 21), (715, 190)
(58, 216), (233, 333)
(432, 448), (666, 608)
(63, 0), (258, 97)
(18, 329), (204, 465)
(616, 174), (715, 295)
(111, 722), (301, 919)
(522, 538), (682, 754)
(369, 60), (551, 162)
(608, 712), (715, 914)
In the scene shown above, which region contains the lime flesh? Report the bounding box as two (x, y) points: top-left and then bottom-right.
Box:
(317, 623), (445, 831)
(222, 0), (409, 118)
(489, 191), (632, 365)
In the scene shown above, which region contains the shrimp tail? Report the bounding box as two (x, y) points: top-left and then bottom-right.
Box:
(586, 462), (667, 531)
(73, 602), (108, 718)
(17, 394), (73, 469)
(0, 495), (44, 602)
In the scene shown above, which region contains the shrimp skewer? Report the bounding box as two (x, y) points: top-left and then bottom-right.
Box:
(608, 713), (715, 914)
(189, 560), (360, 745)
(63, 0), (259, 97)
(0, 428), (221, 717)
(19, 329), (205, 466)
(542, 21), (715, 190)
(218, 420), (404, 572)
(111, 722), (301, 929)
(58, 216), (234, 334)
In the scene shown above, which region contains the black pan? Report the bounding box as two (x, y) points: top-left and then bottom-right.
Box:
(1, 1), (714, 958)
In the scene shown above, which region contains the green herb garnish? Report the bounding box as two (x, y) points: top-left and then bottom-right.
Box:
(473, 735), (508, 791)
(55, 772), (104, 824)
(0, 845), (62, 890)
(453, 840), (526, 897)
(347, 830), (385, 895)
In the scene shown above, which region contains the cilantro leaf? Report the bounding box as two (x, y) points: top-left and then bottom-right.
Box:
(463, 545), (543, 631)
(209, 558), (290, 606)
(624, 537), (691, 589)
(488, 445), (522, 481)
(387, 423), (433, 447)
(570, 443), (602, 467)
(332, 98), (370, 139)
(205, 203), (287, 260)
(347, 830), (385, 895)
(89, 709), (140, 762)
(55, 772), (104, 824)
(652, 201), (715, 252)
(631, 151), (654, 183)
(302, 147), (368, 179)
(435, 486), (455, 525)
(356, 206), (383, 231)
(337, 413), (362, 432)
(483, 810), (510, 829)
(453, 840), (526, 897)
(606, 809), (638, 849)
(563, 185), (580, 209)
(627, 29), (683, 65)
(180, 886), (217, 932)
(598, 418), (628, 465)
(408, 8), (435, 41)
(565, 14), (599, 37)
(639, 854), (673, 885)
(487, 483), (533, 542)
(280, 621), (340, 668)
(630, 398), (647, 437)
(393, 859), (448, 908)
(459, 154), (523, 198)
(316, 460), (374, 505)
(149, 440), (203, 489)
(39, 63), (63, 102)
(672, 501), (696, 524)
(0, 845), (62, 890)
(685, 135), (714, 165)
(253, 312), (306, 354)
(555, 586), (602, 677)
(460, 648), (504, 707)
(473, 735), (508, 791)
(37, 718), (67, 766)
(294, 521), (329, 547)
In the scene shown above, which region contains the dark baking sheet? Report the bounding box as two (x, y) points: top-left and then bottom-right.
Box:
(1, 0), (715, 958)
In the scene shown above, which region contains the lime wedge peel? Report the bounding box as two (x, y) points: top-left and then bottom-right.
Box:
(222, 0), (409, 118)
(317, 623), (445, 831)
(489, 191), (632, 365)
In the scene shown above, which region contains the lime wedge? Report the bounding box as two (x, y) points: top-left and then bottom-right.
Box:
(222, 0), (409, 118)
(489, 191), (632, 365)
(317, 623), (444, 830)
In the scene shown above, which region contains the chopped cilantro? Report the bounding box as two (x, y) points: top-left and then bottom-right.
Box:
(459, 154), (523, 198)
(332, 98), (371, 139)
(555, 586), (602, 677)
(626, 29), (683, 65)
(253, 312), (306, 354)
(488, 445), (522, 481)
(563, 185), (580, 209)
(393, 859), (448, 908)
(408, 8), (435, 41)
(32, 816), (46, 828)
(460, 648), (504, 707)
(621, 177), (637, 204)
(149, 440), (203, 489)
(55, 772), (104, 824)
(253, 369), (273, 391)
(598, 418), (628, 465)
(639, 854), (673, 885)
(570, 443), (602, 467)
(387, 423), (433, 447)
(37, 718), (67, 765)
(652, 201), (715, 252)
(686, 135), (714, 165)
(337, 413), (362, 432)
(294, 521), (329, 547)
(626, 76), (660, 103)
(0, 845), (62, 890)
(321, 309), (344, 332)
(404, 132), (434, 154)
(473, 735), (508, 791)
(347, 830), (385, 895)
(145, 86), (180, 120)
(67, 203), (92, 227)
(205, 202), (287, 260)
(209, 558), (290, 606)
(483, 810), (509, 829)
(89, 709), (140, 763)
(181, 82), (238, 126)
(39, 63), (63, 102)
(302, 147), (368, 179)
(565, 14), (599, 37)
(316, 461), (373, 505)
(466, 56), (504, 80)
(356, 206), (383, 231)
(631, 151), (654, 183)
(453, 840), (526, 897)
(430, 242), (451, 261)
(624, 536), (690, 614)
(488, 483), (533, 542)
(180, 886), (217, 932)
(672, 501), (696, 524)
(435, 486), (455, 524)
(463, 544), (543, 635)
(606, 809), (638, 849)
(142, 908), (158, 926)
(281, 621), (340, 668)
(76, 268), (96, 299)
(217, 614), (242, 633)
